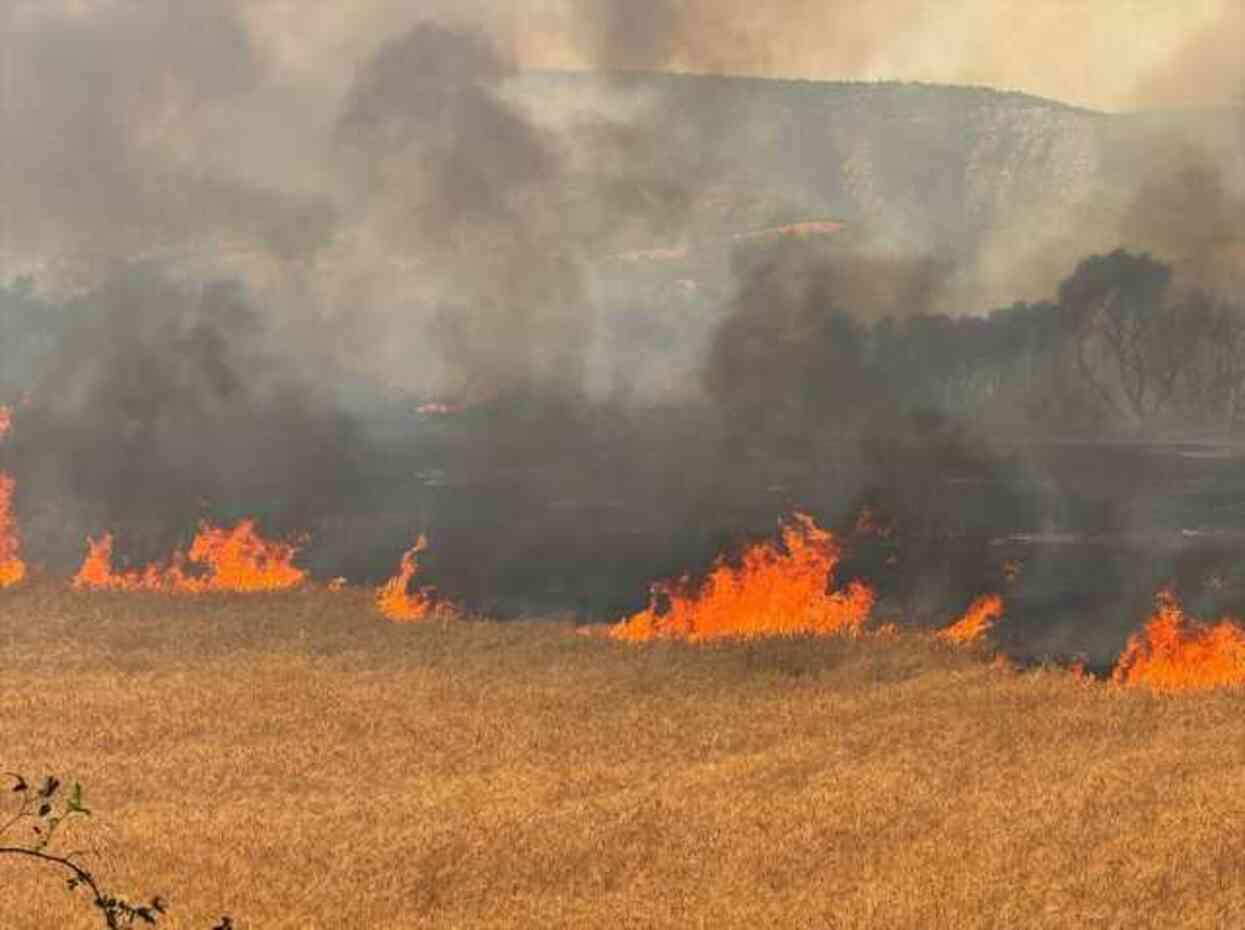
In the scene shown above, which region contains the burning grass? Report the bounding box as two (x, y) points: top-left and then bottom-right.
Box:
(936, 593), (1004, 645)
(0, 406), (26, 588)
(608, 513), (874, 642)
(375, 537), (456, 622)
(72, 521), (306, 593)
(6, 584), (1245, 929)
(1113, 589), (1245, 693)
(0, 474), (26, 588)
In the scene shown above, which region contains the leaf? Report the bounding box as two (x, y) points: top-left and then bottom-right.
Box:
(66, 782), (90, 815)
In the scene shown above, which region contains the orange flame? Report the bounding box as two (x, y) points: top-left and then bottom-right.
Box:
(1112, 589), (1245, 693)
(72, 520), (306, 593)
(732, 220), (843, 242)
(937, 594), (1004, 645)
(376, 537), (454, 622)
(0, 474), (26, 588)
(609, 513), (874, 642)
(1067, 659), (1095, 686)
(0, 407), (27, 588)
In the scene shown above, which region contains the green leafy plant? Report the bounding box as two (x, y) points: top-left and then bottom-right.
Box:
(1, 771), (233, 929)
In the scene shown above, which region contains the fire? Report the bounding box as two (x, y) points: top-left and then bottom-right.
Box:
(1112, 589), (1245, 693)
(609, 513), (874, 642)
(937, 594), (1004, 645)
(0, 474), (26, 588)
(72, 520), (306, 593)
(732, 220), (844, 242)
(614, 246), (690, 264)
(1067, 659), (1095, 686)
(376, 537), (454, 622)
(0, 406), (27, 588)
(417, 402), (463, 416)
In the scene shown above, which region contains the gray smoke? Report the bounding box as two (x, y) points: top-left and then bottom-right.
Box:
(7, 264), (358, 563)
(0, 1), (335, 278)
(332, 23), (589, 405)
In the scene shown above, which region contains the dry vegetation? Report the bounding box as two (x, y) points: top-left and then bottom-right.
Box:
(4, 582), (1245, 929)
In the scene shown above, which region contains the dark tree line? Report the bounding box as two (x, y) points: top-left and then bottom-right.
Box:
(2, 248), (1242, 442)
(709, 247), (1245, 441)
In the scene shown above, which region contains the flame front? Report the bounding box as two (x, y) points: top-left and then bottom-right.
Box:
(609, 513), (874, 642)
(376, 537), (453, 622)
(1112, 589), (1245, 693)
(0, 407), (27, 588)
(72, 520), (306, 593)
(937, 594), (1004, 645)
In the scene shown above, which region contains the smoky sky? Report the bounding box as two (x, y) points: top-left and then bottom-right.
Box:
(235, 1), (1235, 112)
(331, 22), (590, 403)
(0, 1), (337, 275)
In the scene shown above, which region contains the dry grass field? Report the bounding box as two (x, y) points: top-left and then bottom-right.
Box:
(5, 582), (1245, 929)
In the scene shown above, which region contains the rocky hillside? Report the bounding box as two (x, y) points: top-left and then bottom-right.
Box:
(506, 71), (1242, 305)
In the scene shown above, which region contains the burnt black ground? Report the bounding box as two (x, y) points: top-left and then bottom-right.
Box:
(284, 413), (1245, 665)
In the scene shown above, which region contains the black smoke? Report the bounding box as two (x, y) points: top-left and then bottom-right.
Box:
(6, 265), (358, 565)
(0, 1), (335, 272)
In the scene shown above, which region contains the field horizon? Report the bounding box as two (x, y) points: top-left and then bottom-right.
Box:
(5, 583), (1245, 929)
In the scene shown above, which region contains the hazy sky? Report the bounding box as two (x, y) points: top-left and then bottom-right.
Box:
(238, 0), (1239, 112)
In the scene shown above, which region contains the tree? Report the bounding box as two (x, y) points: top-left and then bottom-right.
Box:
(1163, 291), (1245, 432)
(1057, 249), (1176, 426)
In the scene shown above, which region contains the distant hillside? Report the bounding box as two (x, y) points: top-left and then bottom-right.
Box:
(506, 71), (1243, 306)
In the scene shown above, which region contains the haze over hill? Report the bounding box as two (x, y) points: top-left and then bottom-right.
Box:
(506, 70), (1243, 313)
(9, 67), (1236, 321)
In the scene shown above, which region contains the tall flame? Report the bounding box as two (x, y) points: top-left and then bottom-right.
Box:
(0, 407), (27, 588)
(376, 537), (454, 622)
(937, 594), (1004, 645)
(1112, 589), (1245, 693)
(72, 520), (306, 593)
(609, 513), (874, 642)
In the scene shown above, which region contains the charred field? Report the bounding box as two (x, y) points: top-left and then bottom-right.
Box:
(6, 582), (1245, 930)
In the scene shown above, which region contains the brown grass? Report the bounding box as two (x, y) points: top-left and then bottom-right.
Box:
(4, 582), (1245, 929)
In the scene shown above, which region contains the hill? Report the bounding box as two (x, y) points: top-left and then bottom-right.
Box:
(507, 71), (1242, 307)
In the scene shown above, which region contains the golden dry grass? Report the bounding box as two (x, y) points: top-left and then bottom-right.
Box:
(4, 582), (1245, 929)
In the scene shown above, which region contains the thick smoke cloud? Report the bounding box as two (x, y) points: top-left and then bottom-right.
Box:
(332, 23), (590, 404)
(8, 264), (358, 563)
(0, 1), (335, 277)
(0, 1), (352, 568)
(1117, 4), (1244, 298)
(1117, 135), (1245, 297)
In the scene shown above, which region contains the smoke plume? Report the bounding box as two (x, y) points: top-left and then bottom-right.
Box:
(0, 1), (335, 277)
(7, 264), (358, 563)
